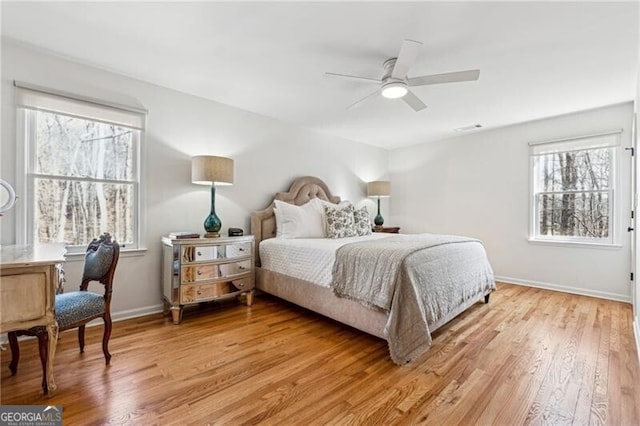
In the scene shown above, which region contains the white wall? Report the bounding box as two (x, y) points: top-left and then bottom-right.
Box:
(389, 103), (634, 302)
(0, 41), (389, 319)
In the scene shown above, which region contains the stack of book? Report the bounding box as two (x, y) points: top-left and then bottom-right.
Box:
(169, 231), (201, 239)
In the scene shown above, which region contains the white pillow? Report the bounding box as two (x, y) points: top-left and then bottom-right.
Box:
(273, 206), (283, 237)
(273, 199), (325, 238)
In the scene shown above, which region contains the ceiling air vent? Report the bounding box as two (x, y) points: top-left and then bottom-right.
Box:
(454, 124), (482, 132)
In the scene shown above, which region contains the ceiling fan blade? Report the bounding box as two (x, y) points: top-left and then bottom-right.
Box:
(346, 90), (380, 111)
(325, 72), (381, 84)
(402, 90), (427, 112)
(391, 39), (423, 79)
(407, 69), (480, 87)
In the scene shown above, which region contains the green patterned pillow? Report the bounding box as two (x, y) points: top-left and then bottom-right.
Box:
(324, 204), (357, 238)
(353, 206), (373, 236)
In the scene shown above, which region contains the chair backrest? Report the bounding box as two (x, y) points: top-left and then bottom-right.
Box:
(80, 233), (120, 304)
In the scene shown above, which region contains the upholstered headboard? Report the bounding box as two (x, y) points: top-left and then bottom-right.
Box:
(250, 176), (341, 266)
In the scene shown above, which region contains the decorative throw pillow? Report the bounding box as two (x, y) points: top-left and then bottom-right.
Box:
(324, 203), (357, 239)
(317, 199), (351, 236)
(353, 206), (373, 236)
(273, 199), (325, 238)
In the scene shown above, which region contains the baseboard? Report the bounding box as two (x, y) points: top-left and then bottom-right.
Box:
(494, 275), (631, 303)
(111, 304), (164, 322)
(81, 303), (164, 328)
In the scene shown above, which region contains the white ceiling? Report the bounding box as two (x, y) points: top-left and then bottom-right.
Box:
(1, 1), (638, 149)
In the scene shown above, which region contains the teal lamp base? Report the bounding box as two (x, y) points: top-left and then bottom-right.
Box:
(204, 185), (222, 238)
(203, 219), (221, 238)
(374, 196), (384, 226)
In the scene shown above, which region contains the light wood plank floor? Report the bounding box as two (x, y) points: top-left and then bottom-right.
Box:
(1, 283), (639, 425)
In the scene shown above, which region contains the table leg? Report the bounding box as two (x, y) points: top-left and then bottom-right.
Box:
(245, 290), (254, 306)
(45, 321), (58, 393)
(170, 306), (183, 324)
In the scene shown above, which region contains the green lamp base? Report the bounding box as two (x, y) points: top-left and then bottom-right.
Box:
(204, 185), (222, 238)
(374, 196), (384, 226)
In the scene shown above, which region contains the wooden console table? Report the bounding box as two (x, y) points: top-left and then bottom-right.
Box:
(0, 243), (66, 394)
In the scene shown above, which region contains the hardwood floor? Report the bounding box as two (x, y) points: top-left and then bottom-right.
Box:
(1, 282), (639, 425)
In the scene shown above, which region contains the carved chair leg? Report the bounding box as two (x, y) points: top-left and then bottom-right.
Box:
(102, 314), (112, 365)
(78, 325), (86, 353)
(36, 331), (49, 395)
(8, 331), (19, 376)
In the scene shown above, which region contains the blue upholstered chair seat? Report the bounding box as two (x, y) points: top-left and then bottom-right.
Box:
(28, 292), (105, 334)
(55, 291), (105, 328)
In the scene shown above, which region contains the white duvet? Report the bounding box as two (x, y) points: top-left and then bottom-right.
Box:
(259, 233), (393, 287)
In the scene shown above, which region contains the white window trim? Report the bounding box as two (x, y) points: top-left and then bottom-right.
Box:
(16, 109), (28, 246)
(528, 129), (622, 246)
(527, 238), (623, 250)
(15, 83), (147, 253)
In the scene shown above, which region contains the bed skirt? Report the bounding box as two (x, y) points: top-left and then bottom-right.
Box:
(256, 267), (491, 342)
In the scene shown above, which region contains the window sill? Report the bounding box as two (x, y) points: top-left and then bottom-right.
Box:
(64, 247), (147, 262)
(527, 238), (623, 250)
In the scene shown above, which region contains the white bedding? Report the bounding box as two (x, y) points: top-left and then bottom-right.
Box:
(260, 234), (393, 287)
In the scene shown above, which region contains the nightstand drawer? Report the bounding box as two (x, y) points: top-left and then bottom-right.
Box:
(182, 246), (220, 262)
(181, 282), (234, 303)
(230, 277), (254, 292)
(225, 242), (251, 259)
(181, 264), (219, 283)
(194, 246), (218, 261)
(219, 260), (252, 278)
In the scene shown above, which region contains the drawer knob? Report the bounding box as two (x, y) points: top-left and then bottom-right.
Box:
(197, 251), (202, 256)
(237, 282), (244, 287)
(197, 289), (202, 295)
(197, 270), (202, 275)
(238, 248), (245, 252)
(238, 266), (246, 271)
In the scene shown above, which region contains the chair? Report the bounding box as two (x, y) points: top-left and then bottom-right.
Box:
(8, 233), (120, 393)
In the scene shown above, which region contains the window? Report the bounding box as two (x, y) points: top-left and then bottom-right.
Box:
(530, 131), (620, 245)
(16, 83), (146, 252)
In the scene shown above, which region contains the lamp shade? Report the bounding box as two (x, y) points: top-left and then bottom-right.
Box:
(367, 181), (390, 197)
(191, 155), (234, 186)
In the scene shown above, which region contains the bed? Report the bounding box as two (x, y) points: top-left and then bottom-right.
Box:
(250, 176), (495, 364)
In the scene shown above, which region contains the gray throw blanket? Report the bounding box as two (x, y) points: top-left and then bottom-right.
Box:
(331, 234), (494, 364)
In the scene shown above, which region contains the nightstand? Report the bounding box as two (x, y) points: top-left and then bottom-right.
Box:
(373, 226), (400, 234)
(161, 235), (255, 324)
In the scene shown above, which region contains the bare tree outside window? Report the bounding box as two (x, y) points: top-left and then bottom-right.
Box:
(533, 146), (612, 242)
(32, 111), (137, 247)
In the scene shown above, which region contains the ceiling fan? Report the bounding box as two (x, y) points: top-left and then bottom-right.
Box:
(325, 39), (480, 112)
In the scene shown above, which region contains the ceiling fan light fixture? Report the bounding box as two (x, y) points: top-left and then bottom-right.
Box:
(381, 81), (408, 99)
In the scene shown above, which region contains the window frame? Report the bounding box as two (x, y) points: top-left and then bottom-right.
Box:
(15, 84), (146, 254)
(529, 130), (621, 247)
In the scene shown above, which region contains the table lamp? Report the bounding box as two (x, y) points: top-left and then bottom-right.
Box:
(367, 181), (390, 227)
(191, 155), (234, 238)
